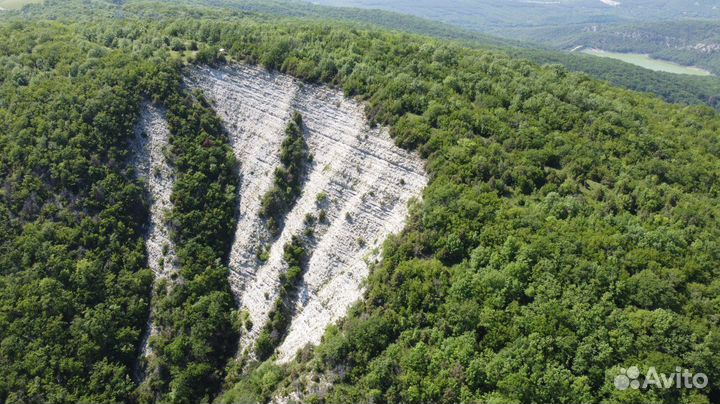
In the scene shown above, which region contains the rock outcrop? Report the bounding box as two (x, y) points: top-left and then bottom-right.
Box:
(186, 64), (428, 363)
(131, 102), (176, 377)
(132, 102), (177, 279)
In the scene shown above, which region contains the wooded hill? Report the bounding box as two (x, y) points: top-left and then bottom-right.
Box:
(1, 1), (719, 403)
(9, 0), (720, 109)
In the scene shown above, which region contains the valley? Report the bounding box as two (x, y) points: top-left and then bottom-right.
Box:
(307, 0), (720, 33)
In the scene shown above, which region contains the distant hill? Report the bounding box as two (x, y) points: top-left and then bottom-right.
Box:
(199, 0), (521, 47)
(307, 0), (720, 32)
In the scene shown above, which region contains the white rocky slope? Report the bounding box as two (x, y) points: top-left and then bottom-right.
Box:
(186, 64), (427, 363)
(132, 103), (177, 278)
(131, 102), (177, 375)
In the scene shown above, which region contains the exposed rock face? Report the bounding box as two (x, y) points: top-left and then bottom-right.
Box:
(186, 64), (427, 363)
(131, 102), (176, 376)
(133, 102), (177, 278)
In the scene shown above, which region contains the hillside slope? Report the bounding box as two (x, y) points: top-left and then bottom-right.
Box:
(130, 103), (176, 380)
(186, 63), (427, 363)
(7, 0), (720, 109)
(1, 4), (720, 404)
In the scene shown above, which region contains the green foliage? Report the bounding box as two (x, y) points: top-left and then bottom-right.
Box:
(512, 49), (720, 110)
(255, 235), (307, 361)
(1, 2), (720, 404)
(10, 0), (720, 110)
(259, 111), (308, 236)
(141, 80), (239, 403)
(0, 22), (154, 403)
(149, 14), (719, 404)
(315, 191), (328, 205)
(219, 361), (287, 404)
(193, 45), (225, 66)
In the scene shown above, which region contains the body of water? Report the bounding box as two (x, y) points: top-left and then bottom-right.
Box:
(581, 48), (713, 76)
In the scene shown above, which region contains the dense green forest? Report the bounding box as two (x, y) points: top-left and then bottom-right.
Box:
(15, 0), (720, 111)
(0, 22), (155, 403)
(0, 17), (240, 404)
(259, 111), (309, 237)
(509, 49), (720, 110)
(1, 1), (720, 403)
(4, 0), (719, 111)
(205, 1), (720, 109)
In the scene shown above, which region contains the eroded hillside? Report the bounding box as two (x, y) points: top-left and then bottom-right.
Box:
(130, 102), (176, 378)
(185, 64), (428, 362)
(132, 103), (176, 280)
